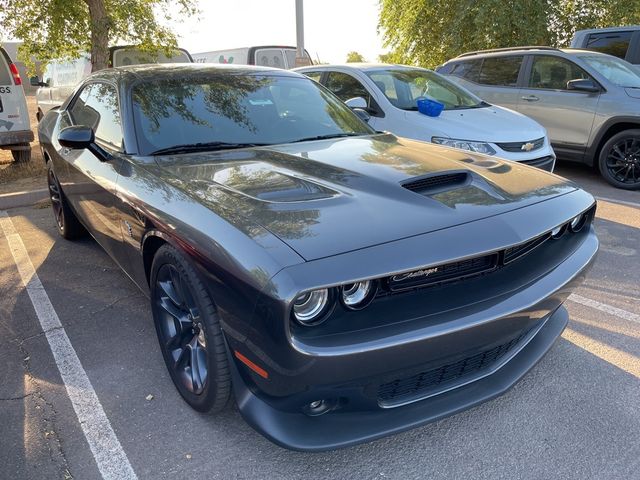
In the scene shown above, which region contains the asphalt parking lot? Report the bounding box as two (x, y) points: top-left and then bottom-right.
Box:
(1, 162), (639, 480)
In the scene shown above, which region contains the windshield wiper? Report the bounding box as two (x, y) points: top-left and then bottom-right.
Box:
(289, 133), (364, 143)
(149, 141), (269, 155)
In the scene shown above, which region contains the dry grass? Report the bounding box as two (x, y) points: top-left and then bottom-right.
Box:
(0, 95), (47, 194)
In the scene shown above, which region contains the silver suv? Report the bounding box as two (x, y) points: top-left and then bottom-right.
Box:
(437, 46), (640, 190)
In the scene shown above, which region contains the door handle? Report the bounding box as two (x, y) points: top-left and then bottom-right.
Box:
(521, 95), (539, 102)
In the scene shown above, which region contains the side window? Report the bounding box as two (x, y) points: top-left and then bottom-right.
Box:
(450, 60), (482, 83)
(254, 49), (285, 69)
(325, 71), (371, 103)
(586, 32), (632, 59)
(528, 56), (591, 90)
(302, 71), (323, 83)
(70, 83), (123, 150)
(478, 56), (523, 87)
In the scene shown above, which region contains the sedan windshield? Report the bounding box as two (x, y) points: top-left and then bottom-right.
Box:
(131, 74), (374, 155)
(365, 68), (484, 110)
(580, 55), (640, 88)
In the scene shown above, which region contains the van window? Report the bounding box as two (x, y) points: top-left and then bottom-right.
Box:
(478, 56), (523, 87)
(449, 59), (482, 83)
(0, 52), (12, 85)
(586, 32), (632, 59)
(528, 56), (591, 90)
(70, 83), (123, 150)
(254, 49), (285, 68)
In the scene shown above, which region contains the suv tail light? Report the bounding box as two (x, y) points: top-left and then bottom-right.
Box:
(9, 63), (22, 85)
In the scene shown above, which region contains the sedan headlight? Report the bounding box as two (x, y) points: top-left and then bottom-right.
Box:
(432, 137), (496, 155)
(292, 289), (331, 325)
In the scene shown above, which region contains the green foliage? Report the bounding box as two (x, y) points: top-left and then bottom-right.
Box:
(378, 0), (640, 68)
(0, 0), (198, 72)
(346, 51), (366, 63)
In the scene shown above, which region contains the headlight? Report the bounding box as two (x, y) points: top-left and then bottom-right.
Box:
(550, 224), (566, 239)
(341, 281), (376, 310)
(570, 213), (586, 232)
(292, 289), (331, 325)
(432, 137), (496, 155)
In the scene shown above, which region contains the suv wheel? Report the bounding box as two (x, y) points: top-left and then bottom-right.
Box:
(599, 129), (640, 190)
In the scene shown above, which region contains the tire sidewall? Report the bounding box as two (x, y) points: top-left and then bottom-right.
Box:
(150, 244), (229, 413)
(598, 129), (640, 190)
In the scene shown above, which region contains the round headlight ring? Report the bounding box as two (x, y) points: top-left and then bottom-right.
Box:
(570, 213), (587, 232)
(550, 223), (567, 239)
(340, 280), (377, 310)
(292, 288), (331, 326)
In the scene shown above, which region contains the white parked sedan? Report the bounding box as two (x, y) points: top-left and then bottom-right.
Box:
(294, 63), (556, 171)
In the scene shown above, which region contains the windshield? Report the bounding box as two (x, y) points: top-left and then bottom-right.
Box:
(580, 55), (640, 88)
(365, 68), (484, 110)
(132, 74), (374, 155)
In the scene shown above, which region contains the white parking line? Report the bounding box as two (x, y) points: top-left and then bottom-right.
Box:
(569, 293), (640, 325)
(0, 211), (137, 480)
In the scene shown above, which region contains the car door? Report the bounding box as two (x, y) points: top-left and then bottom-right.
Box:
(517, 55), (599, 153)
(322, 70), (385, 130)
(60, 82), (125, 261)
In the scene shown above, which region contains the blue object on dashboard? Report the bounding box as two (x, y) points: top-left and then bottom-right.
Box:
(417, 97), (444, 117)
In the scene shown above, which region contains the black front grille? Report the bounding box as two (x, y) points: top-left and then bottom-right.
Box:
(387, 254), (498, 291)
(378, 328), (532, 406)
(496, 137), (544, 152)
(504, 233), (550, 263)
(520, 155), (555, 171)
(402, 172), (469, 194)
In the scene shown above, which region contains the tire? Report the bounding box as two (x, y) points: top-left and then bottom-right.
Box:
(46, 161), (86, 239)
(150, 244), (231, 413)
(598, 129), (640, 190)
(12, 148), (31, 163)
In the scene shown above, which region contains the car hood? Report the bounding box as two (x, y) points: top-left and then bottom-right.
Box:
(155, 134), (576, 261)
(405, 105), (546, 143)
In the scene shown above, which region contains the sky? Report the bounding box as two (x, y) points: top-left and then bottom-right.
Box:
(169, 0), (387, 64)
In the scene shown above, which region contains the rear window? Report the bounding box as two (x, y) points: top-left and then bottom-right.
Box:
(478, 56), (523, 86)
(0, 50), (12, 85)
(449, 59), (482, 83)
(254, 49), (285, 68)
(586, 32), (632, 59)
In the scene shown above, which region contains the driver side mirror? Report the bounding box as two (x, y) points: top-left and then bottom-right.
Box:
(567, 79), (600, 93)
(29, 75), (49, 87)
(58, 126), (111, 162)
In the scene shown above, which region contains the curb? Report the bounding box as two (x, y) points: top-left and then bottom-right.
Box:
(0, 188), (48, 210)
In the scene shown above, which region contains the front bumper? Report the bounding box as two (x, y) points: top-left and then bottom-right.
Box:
(232, 305), (569, 451)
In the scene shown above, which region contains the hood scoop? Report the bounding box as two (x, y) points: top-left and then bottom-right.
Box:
(402, 171), (470, 195)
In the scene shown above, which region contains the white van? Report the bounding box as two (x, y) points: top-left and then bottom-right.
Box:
(0, 47), (32, 162)
(31, 46), (193, 120)
(193, 45), (312, 69)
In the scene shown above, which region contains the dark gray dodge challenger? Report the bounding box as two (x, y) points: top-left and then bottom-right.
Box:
(38, 64), (598, 451)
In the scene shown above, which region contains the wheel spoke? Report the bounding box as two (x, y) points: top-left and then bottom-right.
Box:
(157, 278), (182, 308)
(188, 339), (204, 393)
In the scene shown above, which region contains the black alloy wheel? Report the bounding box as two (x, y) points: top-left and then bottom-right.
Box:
(46, 161), (86, 239)
(599, 130), (640, 190)
(150, 244), (230, 413)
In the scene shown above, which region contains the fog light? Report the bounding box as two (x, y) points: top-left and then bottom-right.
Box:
(293, 289), (330, 325)
(569, 213), (586, 232)
(303, 399), (335, 416)
(341, 281), (376, 310)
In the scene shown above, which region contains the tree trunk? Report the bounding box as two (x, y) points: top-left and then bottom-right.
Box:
(84, 0), (110, 72)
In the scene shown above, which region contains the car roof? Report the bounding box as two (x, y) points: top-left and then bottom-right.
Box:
(574, 25), (640, 35)
(448, 47), (613, 62)
(295, 63), (430, 72)
(85, 63), (304, 85)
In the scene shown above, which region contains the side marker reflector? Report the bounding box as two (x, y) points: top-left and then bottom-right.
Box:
(234, 350), (269, 379)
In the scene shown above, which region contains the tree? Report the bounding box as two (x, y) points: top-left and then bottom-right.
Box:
(378, 0), (640, 68)
(346, 51), (366, 63)
(0, 0), (198, 72)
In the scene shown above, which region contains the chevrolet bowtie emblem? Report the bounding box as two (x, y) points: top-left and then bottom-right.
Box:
(521, 142), (535, 152)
